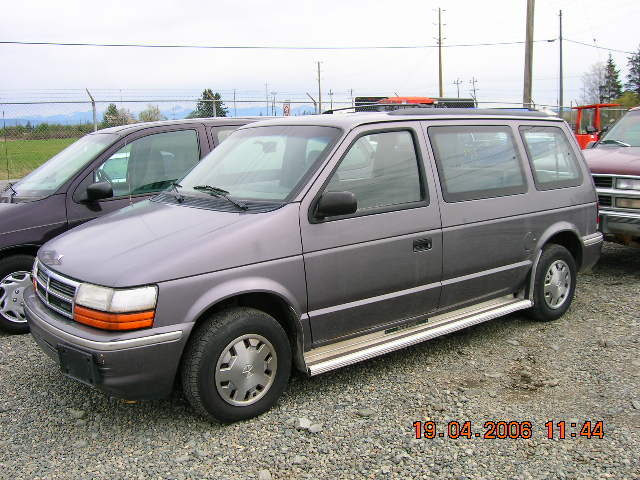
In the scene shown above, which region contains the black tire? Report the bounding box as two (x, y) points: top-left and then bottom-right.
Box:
(527, 244), (577, 322)
(0, 254), (35, 334)
(181, 307), (291, 423)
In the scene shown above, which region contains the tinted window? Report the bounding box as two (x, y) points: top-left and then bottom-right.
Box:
(96, 130), (200, 197)
(520, 126), (582, 190)
(324, 130), (423, 213)
(428, 125), (526, 202)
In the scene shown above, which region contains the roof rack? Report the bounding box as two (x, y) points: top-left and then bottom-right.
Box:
(387, 107), (552, 117)
(322, 102), (439, 115)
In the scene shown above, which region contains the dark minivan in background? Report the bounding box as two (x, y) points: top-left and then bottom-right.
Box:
(0, 118), (254, 333)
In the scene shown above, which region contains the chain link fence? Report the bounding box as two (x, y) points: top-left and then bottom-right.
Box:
(0, 96), (631, 181)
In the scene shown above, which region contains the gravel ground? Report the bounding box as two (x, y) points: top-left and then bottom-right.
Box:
(1, 243), (638, 480)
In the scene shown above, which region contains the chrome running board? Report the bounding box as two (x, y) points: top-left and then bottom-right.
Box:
(305, 295), (532, 376)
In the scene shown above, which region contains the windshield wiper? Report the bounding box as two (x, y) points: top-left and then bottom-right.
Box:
(169, 182), (185, 203)
(600, 139), (631, 147)
(192, 185), (248, 211)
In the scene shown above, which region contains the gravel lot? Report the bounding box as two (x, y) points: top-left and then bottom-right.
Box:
(1, 243), (638, 480)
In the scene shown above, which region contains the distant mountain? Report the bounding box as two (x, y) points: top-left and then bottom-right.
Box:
(3, 103), (318, 126)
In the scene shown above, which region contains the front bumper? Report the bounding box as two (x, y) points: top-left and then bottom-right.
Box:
(24, 286), (193, 400)
(581, 232), (603, 271)
(599, 209), (640, 239)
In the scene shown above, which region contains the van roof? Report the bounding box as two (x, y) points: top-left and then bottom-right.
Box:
(93, 117), (262, 135)
(242, 108), (563, 131)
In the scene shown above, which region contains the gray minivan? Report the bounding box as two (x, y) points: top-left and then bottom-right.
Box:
(24, 109), (602, 422)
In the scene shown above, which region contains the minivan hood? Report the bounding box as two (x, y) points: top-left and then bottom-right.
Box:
(39, 200), (302, 287)
(584, 146), (640, 176)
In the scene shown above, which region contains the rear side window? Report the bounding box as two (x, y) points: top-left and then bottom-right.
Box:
(324, 130), (424, 213)
(428, 125), (527, 202)
(519, 126), (582, 190)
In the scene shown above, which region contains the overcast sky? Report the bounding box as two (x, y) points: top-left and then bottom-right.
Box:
(1, 0), (638, 110)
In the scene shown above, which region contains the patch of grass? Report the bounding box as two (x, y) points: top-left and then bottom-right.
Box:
(0, 138), (78, 179)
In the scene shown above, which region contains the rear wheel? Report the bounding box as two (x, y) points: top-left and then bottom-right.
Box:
(0, 254), (35, 334)
(181, 307), (291, 423)
(527, 244), (576, 322)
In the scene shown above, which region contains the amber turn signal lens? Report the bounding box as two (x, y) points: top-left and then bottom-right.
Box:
(73, 305), (154, 331)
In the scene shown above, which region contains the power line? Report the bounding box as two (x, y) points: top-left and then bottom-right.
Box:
(0, 39), (557, 50)
(564, 39), (634, 55)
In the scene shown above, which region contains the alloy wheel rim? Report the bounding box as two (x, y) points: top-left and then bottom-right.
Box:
(543, 260), (571, 310)
(0, 271), (32, 324)
(215, 334), (277, 407)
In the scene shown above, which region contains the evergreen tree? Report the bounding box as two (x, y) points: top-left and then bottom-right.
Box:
(190, 89), (228, 118)
(602, 54), (623, 102)
(627, 44), (640, 95)
(101, 103), (135, 127)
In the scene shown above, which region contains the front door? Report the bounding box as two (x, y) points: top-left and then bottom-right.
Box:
(67, 126), (206, 228)
(300, 123), (442, 346)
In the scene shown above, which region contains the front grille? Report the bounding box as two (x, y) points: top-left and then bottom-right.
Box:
(598, 195), (612, 207)
(593, 176), (613, 188)
(34, 262), (79, 319)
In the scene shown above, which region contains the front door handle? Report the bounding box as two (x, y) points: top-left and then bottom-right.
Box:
(413, 238), (432, 252)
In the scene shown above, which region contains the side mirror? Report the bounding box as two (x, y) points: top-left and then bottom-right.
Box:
(85, 181), (113, 202)
(585, 125), (597, 134)
(315, 191), (357, 219)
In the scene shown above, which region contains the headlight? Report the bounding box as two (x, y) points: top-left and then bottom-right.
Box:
(616, 198), (640, 209)
(74, 283), (157, 330)
(616, 178), (640, 191)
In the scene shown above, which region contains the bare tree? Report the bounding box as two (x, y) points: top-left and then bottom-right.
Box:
(579, 61), (606, 104)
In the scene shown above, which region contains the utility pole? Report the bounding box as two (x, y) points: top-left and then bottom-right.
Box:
(453, 78), (462, 98)
(437, 8), (444, 97)
(469, 77), (478, 101)
(329, 89), (334, 110)
(558, 10), (564, 117)
(523, 0), (535, 108)
(350, 88), (354, 108)
(271, 91), (277, 115)
(233, 89), (237, 117)
(265, 83), (269, 116)
(317, 62), (322, 113)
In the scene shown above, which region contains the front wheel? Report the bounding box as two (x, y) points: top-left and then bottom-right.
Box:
(0, 254), (36, 334)
(181, 307), (291, 423)
(527, 244), (577, 322)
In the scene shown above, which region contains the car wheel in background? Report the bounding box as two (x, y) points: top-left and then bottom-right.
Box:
(0, 254), (35, 334)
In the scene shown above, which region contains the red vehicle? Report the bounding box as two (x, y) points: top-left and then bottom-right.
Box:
(375, 96), (437, 106)
(572, 103), (621, 149)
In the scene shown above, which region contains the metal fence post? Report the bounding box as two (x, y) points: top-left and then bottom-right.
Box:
(86, 89), (97, 132)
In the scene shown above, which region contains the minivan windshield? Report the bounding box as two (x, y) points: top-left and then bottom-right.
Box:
(599, 110), (640, 147)
(11, 133), (117, 199)
(179, 125), (340, 201)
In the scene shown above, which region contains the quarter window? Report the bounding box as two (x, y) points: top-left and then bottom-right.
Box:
(324, 130), (424, 213)
(96, 130), (200, 197)
(428, 125), (526, 202)
(519, 126), (582, 189)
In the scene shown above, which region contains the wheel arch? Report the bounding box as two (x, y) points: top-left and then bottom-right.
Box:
(181, 280), (308, 373)
(0, 244), (40, 261)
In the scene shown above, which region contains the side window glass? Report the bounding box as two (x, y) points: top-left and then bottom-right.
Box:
(211, 126), (237, 144)
(325, 130), (423, 213)
(519, 126), (582, 189)
(96, 130), (200, 197)
(428, 125), (526, 202)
